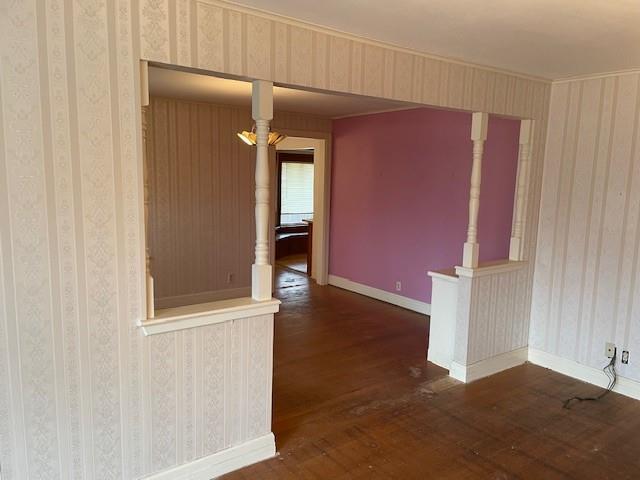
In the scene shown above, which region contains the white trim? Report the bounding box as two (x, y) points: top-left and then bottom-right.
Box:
(427, 349), (452, 371)
(142, 433), (276, 480)
(449, 347), (528, 383)
(328, 275), (431, 315)
(427, 270), (458, 283)
(528, 348), (640, 401)
(276, 136), (330, 285)
(455, 260), (527, 278)
(141, 297), (281, 335)
(553, 67), (640, 84)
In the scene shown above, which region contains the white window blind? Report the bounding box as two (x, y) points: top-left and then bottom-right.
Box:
(280, 162), (314, 224)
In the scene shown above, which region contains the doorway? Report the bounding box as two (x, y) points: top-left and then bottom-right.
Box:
(275, 150), (314, 275)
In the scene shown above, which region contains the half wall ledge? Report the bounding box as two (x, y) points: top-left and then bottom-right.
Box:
(427, 259), (528, 378)
(455, 259), (527, 278)
(140, 297), (281, 335)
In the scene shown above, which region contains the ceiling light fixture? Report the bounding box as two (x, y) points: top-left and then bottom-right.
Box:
(237, 124), (287, 146)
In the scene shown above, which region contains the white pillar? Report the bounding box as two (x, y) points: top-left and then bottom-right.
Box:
(462, 112), (488, 268)
(509, 119), (534, 261)
(252, 80), (274, 300)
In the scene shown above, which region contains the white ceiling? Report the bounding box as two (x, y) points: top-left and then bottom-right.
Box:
(148, 66), (416, 118)
(228, 0), (640, 80)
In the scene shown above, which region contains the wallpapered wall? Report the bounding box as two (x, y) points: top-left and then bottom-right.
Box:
(0, 0), (549, 478)
(329, 108), (520, 303)
(531, 72), (640, 382)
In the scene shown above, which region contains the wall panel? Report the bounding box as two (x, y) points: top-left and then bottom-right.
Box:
(531, 72), (640, 381)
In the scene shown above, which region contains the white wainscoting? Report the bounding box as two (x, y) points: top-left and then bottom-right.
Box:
(453, 264), (531, 367)
(328, 275), (431, 315)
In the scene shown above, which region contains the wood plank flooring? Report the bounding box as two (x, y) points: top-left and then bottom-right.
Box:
(223, 268), (640, 479)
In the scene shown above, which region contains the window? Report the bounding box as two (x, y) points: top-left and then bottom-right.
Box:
(278, 154), (314, 225)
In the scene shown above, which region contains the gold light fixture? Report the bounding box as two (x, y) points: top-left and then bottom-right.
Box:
(237, 124), (287, 146)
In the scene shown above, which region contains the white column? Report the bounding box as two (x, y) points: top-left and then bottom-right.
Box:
(251, 80), (274, 300)
(509, 119), (535, 261)
(462, 112), (488, 268)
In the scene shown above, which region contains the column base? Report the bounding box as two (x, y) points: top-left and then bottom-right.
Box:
(462, 242), (479, 268)
(509, 236), (522, 261)
(252, 264), (273, 300)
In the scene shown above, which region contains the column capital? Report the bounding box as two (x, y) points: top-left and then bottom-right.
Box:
(252, 80), (273, 121)
(471, 112), (488, 141)
(519, 119), (535, 145)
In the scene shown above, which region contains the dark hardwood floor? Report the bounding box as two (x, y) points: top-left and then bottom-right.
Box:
(223, 267), (640, 479)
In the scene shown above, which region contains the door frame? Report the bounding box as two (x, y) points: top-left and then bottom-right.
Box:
(275, 135), (331, 285)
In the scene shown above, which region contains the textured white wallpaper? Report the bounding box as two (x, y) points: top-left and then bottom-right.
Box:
(0, 0), (549, 478)
(466, 268), (532, 365)
(531, 72), (640, 382)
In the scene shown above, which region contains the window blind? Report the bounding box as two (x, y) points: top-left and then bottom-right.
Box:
(280, 162), (314, 224)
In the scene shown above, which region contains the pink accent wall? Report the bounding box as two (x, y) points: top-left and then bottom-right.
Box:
(329, 108), (520, 303)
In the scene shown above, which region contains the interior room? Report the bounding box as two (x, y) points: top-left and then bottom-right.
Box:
(1, 1), (640, 479)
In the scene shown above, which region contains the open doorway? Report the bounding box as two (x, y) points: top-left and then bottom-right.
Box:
(274, 149), (314, 275)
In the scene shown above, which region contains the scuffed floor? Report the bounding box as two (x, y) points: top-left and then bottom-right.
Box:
(223, 268), (640, 479)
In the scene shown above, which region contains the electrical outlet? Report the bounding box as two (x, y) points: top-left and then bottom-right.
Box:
(227, 273), (234, 284)
(605, 342), (616, 358)
(395, 281), (402, 292)
(622, 350), (630, 364)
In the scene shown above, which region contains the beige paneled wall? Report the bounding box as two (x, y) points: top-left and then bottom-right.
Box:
(0, 0), (548, 478)
(531, 71), (640, 381)
(147, 97), (255, 307)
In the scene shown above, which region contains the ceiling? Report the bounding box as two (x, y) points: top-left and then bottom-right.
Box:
(228, 0), (640, 80)
(149, 66), (416, 118)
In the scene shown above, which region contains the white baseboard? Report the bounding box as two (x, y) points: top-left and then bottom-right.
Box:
(143, 433), (276, 480)
(427, 349), (452, 370)
(450, 347), (528, 383)
(528, 348), (640, 401)
(328, 275), (431, 315)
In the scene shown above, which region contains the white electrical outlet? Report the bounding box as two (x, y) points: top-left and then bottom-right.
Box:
(395, 281), (402, 292)
(605, 342), (616, 358)
(622, 350), (630, 364)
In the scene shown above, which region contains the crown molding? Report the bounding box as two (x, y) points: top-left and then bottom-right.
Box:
(205, 0), (552, 84)
(553, 67), (640, 84)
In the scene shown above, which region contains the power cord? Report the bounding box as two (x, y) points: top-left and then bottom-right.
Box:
(563, 348), (617, 409)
